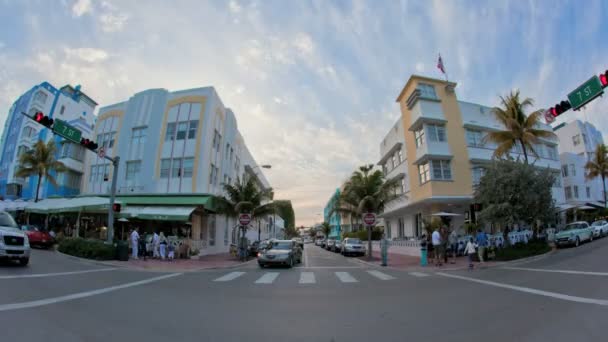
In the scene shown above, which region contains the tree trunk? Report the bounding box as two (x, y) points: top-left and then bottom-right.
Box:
(519, 139), (529, 164)
(367, 225), (372, 260)
(35, 173), (42, 202)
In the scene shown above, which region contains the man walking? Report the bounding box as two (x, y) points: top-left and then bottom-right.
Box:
(152, 231), (160, 259)
(432, 228), (442, 266)
(476, 229), (488, 263)
(449, 228), (458, 264)
(130, 227), (140, 260)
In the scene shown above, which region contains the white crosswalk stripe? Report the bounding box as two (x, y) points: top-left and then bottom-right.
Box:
(409, 272), (430, 277)
(299, 272), (316, 284)
(213, 272), (245, 282)
(335, 272), (358, 283)
(367, 270), (395, 280)
(255, 272), (280, 284)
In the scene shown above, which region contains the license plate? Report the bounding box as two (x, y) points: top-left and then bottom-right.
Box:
(267, 255), (275, 259)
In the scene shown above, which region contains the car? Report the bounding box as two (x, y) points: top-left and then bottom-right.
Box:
(326, 238), (337, 251)
(591, 220), (608, 238)
(257, 240), (270, 253)
(0, 211), (30, 266)
(341, 237), (366, 256)
(292, 237), (304, 249)
(332, 239), (342, 252)
(318, 238), (327, 248)
(258, 240), (302, 268)
(555, 221), (594, 247)
(21, 224), (54, 248)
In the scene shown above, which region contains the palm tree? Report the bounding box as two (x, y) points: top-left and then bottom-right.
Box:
(585, 143), (608, 208)
(321, 221), (331, 237)
(16, 140), (66, 202)
(332, 165), (400, 259)
(485, 90), (556, 164)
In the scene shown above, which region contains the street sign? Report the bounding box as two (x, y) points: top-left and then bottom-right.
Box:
(98, 147), (106, 159)
(239, 213), (252, 226)
(53, 119), (82, 144)
(568, 76), (604, 111)
(362, 212), (376, 226)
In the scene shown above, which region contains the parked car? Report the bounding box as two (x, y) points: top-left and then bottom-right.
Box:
(341, 238), (366, 256)
(326, 238), (336, 251)
(258, 240), (302, 268)
(257, 240), (270, 253)
(315, 238), (325, 247)
(332, 239), (342, 253)
(0, 211), (30, 266)
(591, 220), (608, 238)
(555, 221), (594, 247)
(292, 237), (304, 249)
(20, 224), (54, 248)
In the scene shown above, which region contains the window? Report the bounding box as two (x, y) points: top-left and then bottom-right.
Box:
(572, 134), (581, 146)
(226, 143), (230, 159)
(160, 159), (171, 178)
(223, 174), (228, 185)
(209, 217), (216, 246)
(224, 218), (229, 245)
(398, 149), (403, 163)
(63, 171), (82, 189)
(382, 163), (388, 176)
(90, 165), (96, 182)
(165, 123), (176, 141)
(565, 186), (572, 200)
(414, 128), (425, 148)
(230, 148), (234, 162)
(172, 158), (182, 178)
(33, 90), (48, 104)
(535, 144), (546, 158)
(573, 185), (579, 198)
(188, 120), (198, 139)
(209, 163), (215, 185)
(176, 122), (188, 140)
(212, 130), (222, 150)
(103, 164), (109, 181)
(562, 165), (568, 177)
(22, 126), (36, 138)
(215, 166), (220, 185)
(398, 218), (405, 238)
(582, 133), (588, 145)
(60, 143), (85, 161)
(417, 83), (437, 99)
(60, 105), (65, 115)
(108, 132), (116, 148)
(472, 167), (486, 186)
(401, 178), (406, 194)
(418, 162), (430, 184)
(17, 145), (28, 157)
(126, 161), (141, 181)
(432, 160), (452, 180)
(570, 164), (576, 176)
(183, 158), (194, 178)
(553, 173), (561, 187)
(427, 124), (446, 142)
(392, 154), (397, 169)
(546, 145), (558, 160)
(587, 187), (591, 198)
(131, 127), (146, 146)
(235, 156), (240, 172)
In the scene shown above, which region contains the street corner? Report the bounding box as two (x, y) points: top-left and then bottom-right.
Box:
(97, 253), (257, 273)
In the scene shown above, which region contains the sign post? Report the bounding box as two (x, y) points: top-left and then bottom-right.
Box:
(362, 213), (376, 260)
(238, 213), (252, 261)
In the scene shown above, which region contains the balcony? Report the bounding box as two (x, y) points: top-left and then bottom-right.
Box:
(414, 141), (452, 165)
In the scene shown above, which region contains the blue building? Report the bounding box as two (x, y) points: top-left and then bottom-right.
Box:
(323, 188), (342, 238)
(0, 82), (97, 200)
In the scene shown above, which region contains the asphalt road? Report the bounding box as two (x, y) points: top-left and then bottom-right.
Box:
(2, 240), (608, 342)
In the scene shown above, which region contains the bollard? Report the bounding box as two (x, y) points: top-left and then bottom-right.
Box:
(381, 238), (388, 266)
(420, 247), (428, 266)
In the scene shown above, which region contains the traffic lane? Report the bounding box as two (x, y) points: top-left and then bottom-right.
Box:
(1, 268), (605, 342)
(0, 269), (168, 305)
(0, 249), (111, 275)
(519, 237), (608, 271)
(305, 244), (361, 267)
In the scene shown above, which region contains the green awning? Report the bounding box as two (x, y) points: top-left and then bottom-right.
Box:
(116, 195), (214, 210)
(119, 206), (195, 221)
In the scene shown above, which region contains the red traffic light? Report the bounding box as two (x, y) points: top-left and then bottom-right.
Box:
(34, 112), (44, 122)
(600, 70), (608, 87)
(80, 138), (98, 151)
(33, 112), (54, 127)
(112, 203), (121, 213)
(549, 100), (572, 118)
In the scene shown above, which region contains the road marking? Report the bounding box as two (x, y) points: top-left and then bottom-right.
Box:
(437, 272), (608, 306)
(0, 268), (116, 280)
(335, 272), (358, 283)
(304, 246), (310, 267)
(213, 272), (245, 282)
(295, 266), (361, 269)
(0, 273), (182, 312)
(409, 272), (430, 278)
(503, 267), (608, 276)
(255, 272), (279, 284)
(367, 270), (395, 280)
(299, 272), (316, 284)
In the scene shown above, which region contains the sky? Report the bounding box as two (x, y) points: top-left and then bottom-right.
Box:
(0, 0), (607, 226)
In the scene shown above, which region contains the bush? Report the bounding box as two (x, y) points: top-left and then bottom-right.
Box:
(58, 237), (117, 260)
(494, 240), (551, 261)
(343, 227), (383, 241)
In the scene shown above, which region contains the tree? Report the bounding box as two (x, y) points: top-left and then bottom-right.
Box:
(331, 165), (400, 259)
(273, 200), (295, 230)
(321, 221), (331, 237)
(16, 140), (66, 202)
(475, 159), (556, 235)
(485, 90), (556, 164)
(585, 143), (608, 208)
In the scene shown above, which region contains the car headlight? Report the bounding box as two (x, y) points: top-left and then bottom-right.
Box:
(24, 235), (30, 247)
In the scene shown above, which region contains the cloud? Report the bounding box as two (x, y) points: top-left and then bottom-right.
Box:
(229, 0), (242, 14)
(98, 1), (129, 32)
(415, 62), (425, 72)
(64, 47), (109, 63)
(71, 0), (92, 17)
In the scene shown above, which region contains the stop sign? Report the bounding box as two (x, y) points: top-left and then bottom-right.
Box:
(363, 213), (376, 226)
(238, 213), (252, 226)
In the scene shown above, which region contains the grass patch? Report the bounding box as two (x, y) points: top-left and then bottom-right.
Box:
(494, 240), (551, 261)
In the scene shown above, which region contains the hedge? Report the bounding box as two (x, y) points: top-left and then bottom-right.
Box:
(343, 228), (383, 241)
(58, 237), (117, 260)
(494, 240), (551, 261)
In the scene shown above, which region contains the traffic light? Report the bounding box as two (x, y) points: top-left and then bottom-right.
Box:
(549, 100), (572, 118)
(112, 203), (121, 213)
(33, 112), (54, 128)
(80, 138), (98, 151)
(600, 70), (608, 88)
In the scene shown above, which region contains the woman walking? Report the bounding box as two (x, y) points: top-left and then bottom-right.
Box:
(159, 232), (168, 260)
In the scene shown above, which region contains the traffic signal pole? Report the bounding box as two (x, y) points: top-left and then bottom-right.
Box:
(105, 155), (120, 243)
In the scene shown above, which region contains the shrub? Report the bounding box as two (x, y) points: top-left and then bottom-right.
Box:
(58, 237), (117, 260)
(343, 227), (383, 241)
(494, 240), (551, 261)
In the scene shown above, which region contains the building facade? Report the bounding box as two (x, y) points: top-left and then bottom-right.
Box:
(379, 75), (563, 238)
(323, 188), (341, 238)
(554, 120), (607, 207)
(83, 86), (275, 255)
(0, 82), (97, 200)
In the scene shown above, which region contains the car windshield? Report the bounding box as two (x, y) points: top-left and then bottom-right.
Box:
(564, 223), (584, 230)
(0, 212), (18, 228)
(347, 239), (361, 244)
(592, 221), (605, 226)
(270, 242), (292, 250)
(21, 225), (41, 231)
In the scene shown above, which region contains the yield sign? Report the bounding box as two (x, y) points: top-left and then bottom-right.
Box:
(239, 213), (252, 226)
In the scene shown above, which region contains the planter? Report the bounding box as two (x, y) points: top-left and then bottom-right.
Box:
(190, 254), (200, 260)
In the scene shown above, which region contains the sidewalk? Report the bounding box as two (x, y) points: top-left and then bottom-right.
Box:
(101, 253), (253, 272)
(354, 251), (499, 271)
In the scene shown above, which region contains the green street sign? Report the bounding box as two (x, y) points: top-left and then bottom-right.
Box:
(53, 119), (82, 143)
(567, 75), (604, 110)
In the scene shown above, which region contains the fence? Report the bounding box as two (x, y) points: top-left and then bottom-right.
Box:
(371, 240), (421, 257)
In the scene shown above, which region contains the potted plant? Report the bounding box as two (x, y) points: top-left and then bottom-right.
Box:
(189, 248), (200, 260)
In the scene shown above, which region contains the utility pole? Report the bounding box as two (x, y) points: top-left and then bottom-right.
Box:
(106, 155), (120, 243)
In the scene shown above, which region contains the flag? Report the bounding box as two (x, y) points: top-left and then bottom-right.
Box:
(437, 54), (445, 74)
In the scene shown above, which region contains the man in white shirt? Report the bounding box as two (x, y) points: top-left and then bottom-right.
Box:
(152, 231), (160, 258)
(131, 228), (140, 260)
(432, 229), (442, 266)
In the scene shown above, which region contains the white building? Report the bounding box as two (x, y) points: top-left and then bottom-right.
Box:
(83, 86), (278, 255)
(554, 120), (606, 207)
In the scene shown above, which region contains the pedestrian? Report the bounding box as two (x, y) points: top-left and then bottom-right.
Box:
(152, 231), (160, 258)
(464, 237), (476, 270)
(449, 229), (458, 264)
(476, 229), (488, 263)
(441, 227), (449, 264)
(432, 228), (442, 266)
(159, 232), (167, 260)
(130, 227), (140, 260)
(138, 232), (147, 261)
(168, 242), (175, 261)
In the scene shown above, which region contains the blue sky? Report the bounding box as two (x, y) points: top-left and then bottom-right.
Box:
(1, 0), (607, 225)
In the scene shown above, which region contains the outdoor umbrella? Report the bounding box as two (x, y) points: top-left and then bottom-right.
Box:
(431, 212), (462, 216)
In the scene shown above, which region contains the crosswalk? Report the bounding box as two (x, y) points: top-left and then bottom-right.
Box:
(211, 270), (431, 285)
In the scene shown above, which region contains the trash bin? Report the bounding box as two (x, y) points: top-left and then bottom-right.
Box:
(116, 241), (129, 261)
(420, 240), (428, 266)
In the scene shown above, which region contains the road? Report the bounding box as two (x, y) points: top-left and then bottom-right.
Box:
(1, 239), (608, 341)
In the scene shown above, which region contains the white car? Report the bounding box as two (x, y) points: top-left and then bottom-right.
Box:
(591, 220), (608, 238)
(0, 211), (30, 266)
